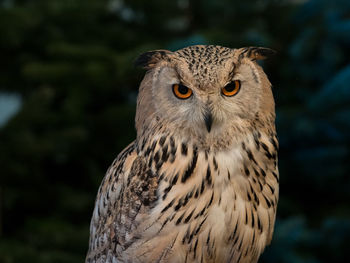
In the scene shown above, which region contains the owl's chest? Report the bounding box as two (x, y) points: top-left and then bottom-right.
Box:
(154, 145), (246, 222)
(139, 145), (266, 262)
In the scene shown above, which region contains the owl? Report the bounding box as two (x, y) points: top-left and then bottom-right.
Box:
(86, 45), (279, 263)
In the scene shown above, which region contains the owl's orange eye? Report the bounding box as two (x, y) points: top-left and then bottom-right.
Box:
(172, 84), (192, 99)
(222, 80), (241, 97)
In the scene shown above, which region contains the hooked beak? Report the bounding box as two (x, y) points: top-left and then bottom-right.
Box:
(204, 109), (213, 133)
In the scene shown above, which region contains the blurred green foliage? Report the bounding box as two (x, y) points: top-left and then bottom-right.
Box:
(0, 0), (349, 262)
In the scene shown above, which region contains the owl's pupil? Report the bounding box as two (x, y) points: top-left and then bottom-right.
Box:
(225, 83), (235, 92)
(178, 85), (188, 94)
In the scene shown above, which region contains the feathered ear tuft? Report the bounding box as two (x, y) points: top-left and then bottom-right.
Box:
(134, 50), (173, 69)
(242, 47), (276, 61)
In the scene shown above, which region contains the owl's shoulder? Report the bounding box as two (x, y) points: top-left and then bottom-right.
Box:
(86, 141), (159, 261)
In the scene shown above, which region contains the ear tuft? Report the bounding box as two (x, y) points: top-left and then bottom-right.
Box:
(244, 47), (276, 61)
(134, 50), (173, 69)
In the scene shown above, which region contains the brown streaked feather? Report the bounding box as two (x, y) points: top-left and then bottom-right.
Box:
(86, 142), (159, 262)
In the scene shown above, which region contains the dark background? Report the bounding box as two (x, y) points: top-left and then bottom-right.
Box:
(0, 0), (350, 262)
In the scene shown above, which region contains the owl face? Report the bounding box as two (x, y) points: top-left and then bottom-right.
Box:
(135, 45), (275, 143)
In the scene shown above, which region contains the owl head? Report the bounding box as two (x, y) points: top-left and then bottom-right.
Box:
(135, 45), (275, 148)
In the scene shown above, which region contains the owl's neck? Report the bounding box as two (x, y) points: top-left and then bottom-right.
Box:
(136, 112), (276, 155)
(135, 117), (277, 183)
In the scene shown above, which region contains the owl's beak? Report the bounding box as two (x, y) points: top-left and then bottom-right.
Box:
(204, 109), (213, 133)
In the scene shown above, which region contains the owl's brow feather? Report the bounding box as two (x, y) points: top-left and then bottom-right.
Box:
(172, 66), (191, 86)
(228, 60), (260, 84)
(227, 62), (238, 81)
